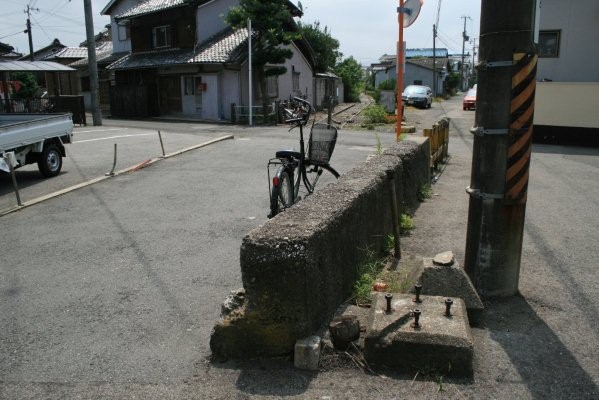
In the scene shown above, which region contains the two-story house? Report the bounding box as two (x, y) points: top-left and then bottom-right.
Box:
(101, 0), (315, 121)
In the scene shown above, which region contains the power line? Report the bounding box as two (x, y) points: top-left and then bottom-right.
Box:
(0, 30), (24, 40)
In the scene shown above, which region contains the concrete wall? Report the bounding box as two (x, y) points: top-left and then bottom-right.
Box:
(197, 0), (239, 43)
(210, 137), (431, 358)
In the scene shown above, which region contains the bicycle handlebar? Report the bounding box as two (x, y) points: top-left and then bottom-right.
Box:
(284, 97), (312, 126)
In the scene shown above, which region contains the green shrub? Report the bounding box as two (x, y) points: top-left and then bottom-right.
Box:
(400, 213), (414, 234)
(363, 104), (388, 124)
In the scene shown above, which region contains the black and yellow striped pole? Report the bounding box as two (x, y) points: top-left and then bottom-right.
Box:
(464, 0), (538, 297)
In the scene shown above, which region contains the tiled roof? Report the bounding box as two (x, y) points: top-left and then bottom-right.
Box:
(70, 43), (122, 68)
(116, 0), (188, 19)
(47, 47), (89, 59)
(190, 28), (249, 63)
(107, 28), (250, 70)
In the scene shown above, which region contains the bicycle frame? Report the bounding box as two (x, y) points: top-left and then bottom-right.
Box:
(267, 97), (339, 218)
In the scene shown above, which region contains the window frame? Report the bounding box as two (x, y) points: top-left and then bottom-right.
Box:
(538, 30), (561, 58)
(152, 25), (172, 49)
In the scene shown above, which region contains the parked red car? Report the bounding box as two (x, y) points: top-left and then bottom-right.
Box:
(463, 86), (477, 110)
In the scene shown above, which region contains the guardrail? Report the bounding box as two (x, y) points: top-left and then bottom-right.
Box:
(423, 117), (449, 169)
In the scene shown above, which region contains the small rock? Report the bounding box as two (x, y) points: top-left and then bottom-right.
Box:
(221, 288), (246, 316)
(433, 250), (455, 266)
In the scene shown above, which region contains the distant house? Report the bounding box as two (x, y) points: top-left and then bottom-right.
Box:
(371, 48), (448, 96)
(314, 72), (343, 110)
(533, 0), (599, 141)
(101, 0), (315, 121)
(18, 38), (66, 62)
(0, 42), (22, 61)
(69, 27), (122, 114)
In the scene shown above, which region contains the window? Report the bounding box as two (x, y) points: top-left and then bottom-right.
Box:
(153, 25), (172, 49)
(538, 30), (560, 57)
(118, 22), (129, 41)
(266, 75), (278, 98)
(184, 76), (195, 95)
(292, 67), (300, 91)
(80, 76), (90, 92)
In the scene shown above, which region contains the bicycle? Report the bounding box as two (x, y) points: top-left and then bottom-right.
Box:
(267, 97), (340, 219)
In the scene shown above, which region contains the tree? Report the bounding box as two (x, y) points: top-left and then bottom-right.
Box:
(226, 0), (300, 121)
(10, 72), (38, 99)
(335, 56), (363, 102)
(297, 21), (340, 73)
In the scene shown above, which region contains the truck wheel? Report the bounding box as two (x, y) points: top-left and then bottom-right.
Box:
(38, 144), (62, 178)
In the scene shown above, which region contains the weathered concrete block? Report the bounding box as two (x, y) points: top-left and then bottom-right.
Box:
(294, 336), (321, 371)
(417, 257), (484, 325)
(364, 293), (473, 375)
(210, 139), (432, 359)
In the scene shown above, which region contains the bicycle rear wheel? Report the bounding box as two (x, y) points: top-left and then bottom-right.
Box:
(269, 167), (294, 218)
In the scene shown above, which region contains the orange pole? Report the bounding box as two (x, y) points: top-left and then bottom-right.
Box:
(396, 0), (405, 140)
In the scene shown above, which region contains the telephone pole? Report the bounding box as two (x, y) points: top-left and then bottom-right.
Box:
(460, 15), (471, 91)
(432, 24), (437, 96)
(84, 0), (102, 125)
(25, 5), (39, 61)
(464, 0), (538, 297)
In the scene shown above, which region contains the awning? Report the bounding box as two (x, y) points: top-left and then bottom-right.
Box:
(0, 61), (75, 72)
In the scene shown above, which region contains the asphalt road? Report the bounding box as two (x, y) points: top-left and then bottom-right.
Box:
(1, 97), (598, 399)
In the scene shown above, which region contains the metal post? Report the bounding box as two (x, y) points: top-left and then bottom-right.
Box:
(106, 143), (117, 176)
(248, 18), (253, 127)
(396, 0), (405, 141)
(5, 154), (22, 206)
(464, 0), (537, 297)
(84, 0), (102, 126)
(386, 169), (401, 260)
(158, 130), (166, 157)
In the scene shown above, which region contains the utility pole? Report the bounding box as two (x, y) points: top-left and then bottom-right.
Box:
(470, 38), (477, 86)
(460, 15), (470, 92)
(83, 0), (102, 125)
(24, 5), (39, 61)
(432, 24), (436, 96)
(464, 0), (538, 297)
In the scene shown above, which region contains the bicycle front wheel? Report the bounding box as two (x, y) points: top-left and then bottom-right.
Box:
(303, 161), (340, 193)
(269, 167), (294, 218)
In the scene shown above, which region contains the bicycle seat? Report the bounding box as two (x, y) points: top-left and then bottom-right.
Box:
(276, 150), (301, 159)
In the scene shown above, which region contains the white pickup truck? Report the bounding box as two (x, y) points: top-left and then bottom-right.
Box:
(0, 113), (73, 178)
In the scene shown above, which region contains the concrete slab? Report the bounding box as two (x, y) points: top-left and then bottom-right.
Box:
(363, 293), (473, 375)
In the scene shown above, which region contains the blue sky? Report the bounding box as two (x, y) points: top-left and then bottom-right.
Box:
(0, 0), (481, 66)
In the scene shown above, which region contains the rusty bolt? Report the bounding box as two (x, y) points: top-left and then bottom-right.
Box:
(411, 309), (421, 329)
(385, 293), (393, 313)
(445, 298), (454, 317)
(413, 283), (422, 303)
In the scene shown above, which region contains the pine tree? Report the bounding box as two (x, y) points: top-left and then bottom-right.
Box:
(226, 0), (301, 122)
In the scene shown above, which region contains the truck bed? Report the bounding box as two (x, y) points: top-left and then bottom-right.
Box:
(0, 113), (73, 152)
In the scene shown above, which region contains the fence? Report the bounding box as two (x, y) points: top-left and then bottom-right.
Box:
(1, 96), (86, 125)
(423, 117), (449, 169)
(231, 103), (277, 124)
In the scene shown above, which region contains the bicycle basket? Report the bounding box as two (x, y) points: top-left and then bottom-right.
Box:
(308, 123), (337, 165)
